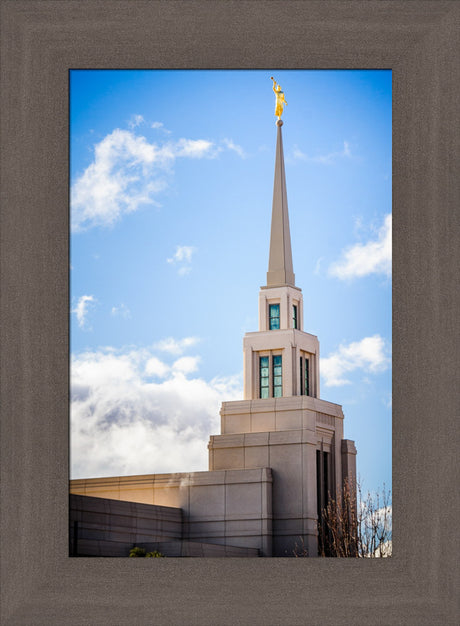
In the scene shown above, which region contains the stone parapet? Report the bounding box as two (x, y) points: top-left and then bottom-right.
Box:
(341, 438), (358, 491)
(220, 395), (344, 435)
(70, 467), (273, 556)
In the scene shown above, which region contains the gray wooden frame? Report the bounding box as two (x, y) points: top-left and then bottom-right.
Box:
(1, 1), (459, 623)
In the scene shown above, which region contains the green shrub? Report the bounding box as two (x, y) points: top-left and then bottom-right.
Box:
(129, 546), (164, 558)
(129, 546), (146, 557)
(146, 550), (164, 558)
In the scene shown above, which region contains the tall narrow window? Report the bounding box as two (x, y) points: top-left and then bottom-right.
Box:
(269, 304), (280, 330)
(292, 304), (298, 329)
(304, 357), (310, 396)
(317, 450), (330, 556)
(273, 355), (282, 397)
(299, 357), (303, 395)
(259, 356), (269, 399)
(300, 356), (310, 396)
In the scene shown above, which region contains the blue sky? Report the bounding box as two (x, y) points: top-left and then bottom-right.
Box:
(70, 70), (391, 498)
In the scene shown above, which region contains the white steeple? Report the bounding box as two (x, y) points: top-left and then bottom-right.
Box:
(266, 120), (295, 288)
(211, 96), (357, 559)
(241, 119), (320, 400)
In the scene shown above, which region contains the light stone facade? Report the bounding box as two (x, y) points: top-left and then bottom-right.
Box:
(210, 396), (356, 556)
(70, 118), (357, 557)
(71, 469), (273, 556)
(70, 493), (260, 557)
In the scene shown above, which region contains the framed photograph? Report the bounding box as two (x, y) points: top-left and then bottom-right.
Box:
(1, 1), (458, 623)
(68, 68), (392, 560)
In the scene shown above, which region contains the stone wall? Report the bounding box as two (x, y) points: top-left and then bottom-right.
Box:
(69, 494), (182, 557)
(70, 467), (273, 556)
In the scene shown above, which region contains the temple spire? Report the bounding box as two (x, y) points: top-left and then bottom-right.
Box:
(266, 119), (295, 287)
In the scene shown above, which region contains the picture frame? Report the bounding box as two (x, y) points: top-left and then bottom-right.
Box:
(1, 1), (458, 623)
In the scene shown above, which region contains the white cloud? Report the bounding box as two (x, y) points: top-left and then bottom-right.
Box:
(128, 114), (145, 129)
(321, 335), (390, 387)
(222, 138), (246, 158)
(329, 214), (392, 280)
(151, 121), (172, 134)
(168, 245), (195, 264)
(174, 138), (217, 158)
(71, 129), (218, 232)
(72, 295), (96, 329)
(353, 215), (364, 235)
(70, 345), (242, 478)
(314, 257), (324, 275)
(145, 356), (170, 378)
(172, 356), (200, 375)
(111, 303), (131, 319)
(153, 336), (200, 355)
(293, 146), (306, 160)
(293, 141), (352, 164)
(167, 245), (196, 275)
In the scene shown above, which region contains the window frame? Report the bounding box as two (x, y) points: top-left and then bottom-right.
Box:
(272, 354), (283, 398)
(299, 353), (310, 396)
(268, 303), (280, 330)
(304, 356), (310, 396)
(258, 350), (283, 399)
(259, 355), (270, 399)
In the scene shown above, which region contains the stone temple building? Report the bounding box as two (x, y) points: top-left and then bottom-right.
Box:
(70, 118), (357, 558)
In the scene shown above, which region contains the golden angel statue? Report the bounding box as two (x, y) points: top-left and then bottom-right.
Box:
(271, 77), (287, 118)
